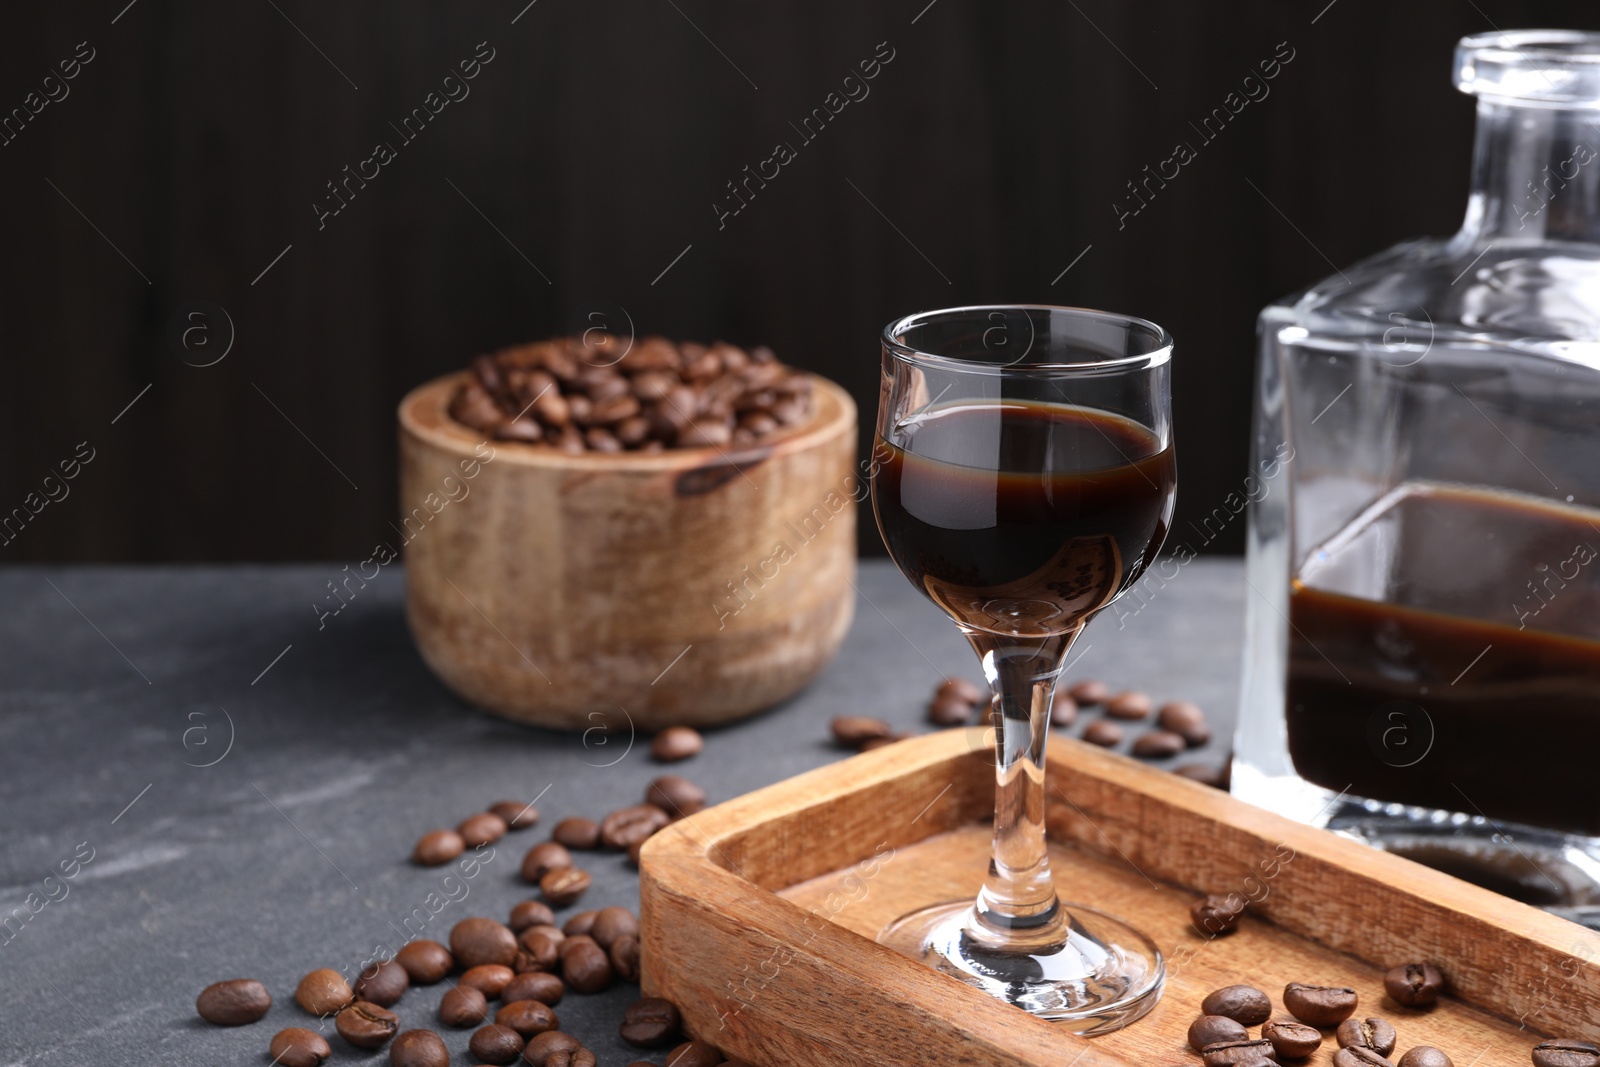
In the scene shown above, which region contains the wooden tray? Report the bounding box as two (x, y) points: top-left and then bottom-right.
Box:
(639, 729), (1600, 1067)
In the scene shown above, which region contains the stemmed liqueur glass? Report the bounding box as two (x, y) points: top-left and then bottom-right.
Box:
(870, 306), (1175, 1033)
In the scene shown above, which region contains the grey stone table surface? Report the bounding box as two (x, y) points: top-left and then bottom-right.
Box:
(0, 559), (1243, 1064)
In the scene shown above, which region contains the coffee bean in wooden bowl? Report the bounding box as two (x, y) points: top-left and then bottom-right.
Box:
(399, 336), (857, 730)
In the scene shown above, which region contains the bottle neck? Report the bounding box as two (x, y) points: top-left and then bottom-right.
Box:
(1458, 99), (1600, 244)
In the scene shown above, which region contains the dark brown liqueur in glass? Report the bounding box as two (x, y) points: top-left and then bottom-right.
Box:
(873, 400), (1175, 637)
(1288, 483), (1600, 835)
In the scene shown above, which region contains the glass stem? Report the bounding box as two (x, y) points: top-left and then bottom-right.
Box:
(964, 626), (1079, 940)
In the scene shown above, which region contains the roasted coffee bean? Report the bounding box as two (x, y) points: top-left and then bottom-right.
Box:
(414, 829), (466, 867)
(510, 900), (558, 933)
(295, 967), (354, 1016)
(540, 867), (592, 907)
(936, 677), (985, 706)
(610, 934), (641, 982)
(459, 812), (509, 847)
(1284, 983), (1358, 1026)
(1050, 694), (1078, 727)
(390, 1029), (450, 1067)
(1082, 719), (1124, 747)
(196, 978), (272, 1025)
(1191, 893), (1245, 936)
(651, 726), (703, 762)
(590, 906), (638, 949)
(665, 1040), (725, 1067)
(680, 419), (733, 448)
(1263, 1020), (1322, 1059)
(1133, 729), (1186, 758)
(1158, 700), (1211, 746)
(1068, 679), (1111, 705)
(1188, 1014), (1249, 1052)
(560, 935), (613, 994)
(547, 1048), (598, 1067)
(353, 958), (410, 1007)
(451, 917), (519, 969)
(1202, 1039), (1277, 1067)
(600, 804), (671, 849)
(551, 817), (601, 850)
(1201, 985), (1273, 1026)
(1336, 1018), (1397, 1056)
(627, 838), (646, 866)
(270, 1027), (333, 1067)
(1398, 1048), (1452, 1067)
(584, 426), (623, 452)
(518, 924), (565, 970)
(620, 997), (682, 1048)
(469, 1023), (526, 1064)
(525, 1029), (583, 1064)
(562, 910), (598, 937)
(927, 694), (974, 726)
(1532, 1042), (1600, 1067)
(859, 734), (910, 751)
(1333, 1049), (1394, 1067)
(1175, 762), (1229, 788)
(831, 715), (893, 748)
(504, 970), (564, 1006)
(439, 985), (489, 1027)
(522, 842), (574, 883)
(496, 998), (559, 1037)
(1105, 691), (1153, 719)
(461, 964), (515, 998)
(1384, 962), (1444, 1007)
(490, 800), (541, 830)
(395, 940), (454, 985)
(646, 776), (706, 818)
(336, 1001), (400, 1049)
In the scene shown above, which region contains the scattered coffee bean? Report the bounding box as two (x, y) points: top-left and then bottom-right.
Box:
(621, 998), (682, 1048)
(504, 970), (564, 1006)
(295, 967), (354, 1017)
(451, 916), (518, 969)
(525, 1029), (583, 1064)
(1533, 1042), (1600, 1067)
(831, 716), (893, 748)
(1201, 985), (1272, 1026)
(459, 811), (509, 847)
(1050, 694), (1078, 727)
(496, 998), (559, 1037)
(439, 985), (489, 1027)
(461, 964), (515, 998)
(541, 867), (592, 907)
(927, 694), (973, 726)
(936, 676), (984, 706)
(1191, 892), (1245, 936)
(600, 804), (672, 849)
(627, 837), (646, 867)
(590, 906), (639, 949)
(610, 934), (641, 982)
(551, 818), (601, 850)
(651, 726), (703, 762)
(390, 1029), (450, 1067)
(1333, 1049), (1394, 1067)
(1133, 729), (1186, 758)
(196, 978), (272, 1026)
(510, 900), (558, 933)
(1082, 720), (1124, 747)
(1201, 1039), (1276, 1067)
(413, 829), (466, 867)
(1263, 1020), (1322, 1059)
(336, 1001), (400, 1049)
(1068, 679), (1111, 705)
(518, 924), (566, 970)
(353, 958), (410, 1007)
(1398, 1048), (1453, 1067)
(395, 939), (454, 985)
(1284, 982), (1358, 1026)
(270, 1027), (333, 1067)
(549, 1047), (598, 1067)
(563, 910), (598, 937)
(1336, 1018), (1397, 1056)
(489, 800), (540, 829)
(522, 842), (575, 883)
(561, 935), (614, 993)
(1105, 690), (1153, 719)
(1175, 762), (1229, 788)
(1157, 700), (1211, 746)
(646, 776), (706, 818)
(665, 1040), (725, 1067)
(469, 1023), (526, 1064)
(1189, 1014), (1249, 1051)
(1384, 962), (1444, 1007)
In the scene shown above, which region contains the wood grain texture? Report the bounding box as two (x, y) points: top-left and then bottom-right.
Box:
(398, 371), (856, 729)
(639, 729), (1600, 1067)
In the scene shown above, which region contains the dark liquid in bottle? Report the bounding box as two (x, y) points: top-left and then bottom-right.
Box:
(872, 400), (1175, 636)
(1288, 483), (1600, 835)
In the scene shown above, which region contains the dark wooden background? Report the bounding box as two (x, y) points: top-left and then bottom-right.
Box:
(3, 0), (1596, 562)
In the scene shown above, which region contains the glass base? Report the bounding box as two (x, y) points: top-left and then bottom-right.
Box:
(878, 899), (1164, 1034)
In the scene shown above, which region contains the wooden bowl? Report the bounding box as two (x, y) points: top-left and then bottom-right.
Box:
(397, 371), (857, 730)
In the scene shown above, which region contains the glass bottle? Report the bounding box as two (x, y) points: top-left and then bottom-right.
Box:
(1237, 30), (1600, 924)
